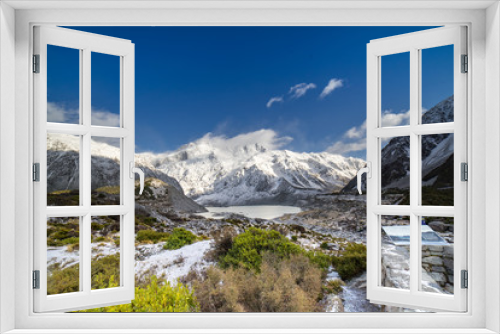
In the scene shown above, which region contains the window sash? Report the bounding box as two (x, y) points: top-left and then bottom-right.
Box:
(32, 25), (136, 313)
(366, 26), (468, 312)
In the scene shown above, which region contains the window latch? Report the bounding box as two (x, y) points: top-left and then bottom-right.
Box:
(130, 162), (145, 195)
(356, 162), (371, 195)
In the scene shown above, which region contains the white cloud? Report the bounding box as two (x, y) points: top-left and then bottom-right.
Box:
(381, 109), (410, 127)
(345, 121), (367, 139)
(266, 96), (284, 108)
(319, 78), (343, 99)
(289, 83), (317, 99)
(91, 109), (120, 127)
(197, 129), (292, 152)
(326, 109), (409, 156)
(47, 102), (79, 123)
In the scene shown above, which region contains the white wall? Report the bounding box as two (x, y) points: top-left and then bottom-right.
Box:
(485, 2), (500, 333)
(0, 2), (16, 333)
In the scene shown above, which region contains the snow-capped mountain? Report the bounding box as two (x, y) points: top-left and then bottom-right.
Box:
(47, 129), (365, 206)
(151, 130), (365, 205)
(341, 95), (454, 193)
(46, 134), (182, 193)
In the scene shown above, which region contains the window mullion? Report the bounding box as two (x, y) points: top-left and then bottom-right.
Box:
(81, 47), (92, 294)
(409, 47), (420, 294)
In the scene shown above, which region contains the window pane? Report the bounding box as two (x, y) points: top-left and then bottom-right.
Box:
(91, 137), (121, 206)
(47, 133), (81, 206)
(380, 215), (410, 289)
(47, 217), (80, 295)
(421, 134), (454, 206)
(91, 216), (121, 290)
(381, 52), (410, 127)
(91, 52), (120, 127)
(47, 45), (80, 124)
(421, 45), (454, 124)
(381, 136), (410, 205)
(421, 217), (454, 295)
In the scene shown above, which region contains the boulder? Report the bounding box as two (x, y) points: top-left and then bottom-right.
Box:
(428, 221), (447, 233)
(430, 272), (447, 283)
(427, 245), (444, 253)
(422, 256), (443, 266)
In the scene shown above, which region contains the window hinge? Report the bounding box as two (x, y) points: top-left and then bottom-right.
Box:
(461, 54), (468, 73)
(33, 270), (40, 289)
(33, 54), (40, 73)
(33, 163), (40, 182)
(461, 270), (468, 289)
(461, 162), (468, 181)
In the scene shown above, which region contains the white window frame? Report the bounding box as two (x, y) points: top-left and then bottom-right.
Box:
(365, 26), (468, 312)
(33, 26), (136, 312)
(0, 1), (499, 333)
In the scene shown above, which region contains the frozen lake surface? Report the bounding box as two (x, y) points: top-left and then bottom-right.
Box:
(198, 205), (302, 220)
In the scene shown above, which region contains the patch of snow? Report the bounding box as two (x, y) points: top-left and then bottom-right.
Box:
(47, 241), (213, 286)
(135, 240), (212, 284)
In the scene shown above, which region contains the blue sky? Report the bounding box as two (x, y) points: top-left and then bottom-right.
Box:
(47, 26), (453, 158)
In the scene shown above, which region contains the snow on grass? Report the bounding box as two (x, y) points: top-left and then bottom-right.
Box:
(135, 240), (212, 284)
(47, 247), (79, 269)
(47, 240), (213, 285)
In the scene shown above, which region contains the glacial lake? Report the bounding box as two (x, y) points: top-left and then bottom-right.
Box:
(198, 205), (302, 220)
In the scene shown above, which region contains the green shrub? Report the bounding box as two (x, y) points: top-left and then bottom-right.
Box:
(320, 242), (329, 250)
(220, 227), (331, 272)
(291, 235), (298, 242)
(79, 275), (199, 312)
(91, 254), (121, 289)
(91, 222), (104, 231)
(163, 228), (197, 250)
(332, 243), (367, 281)
(47, 263), (79, 295)
(47, 218), (80, 247)
(136, 230), (170, 243)
(135, 214), (158, 226)
(306, 251), (332, 270)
